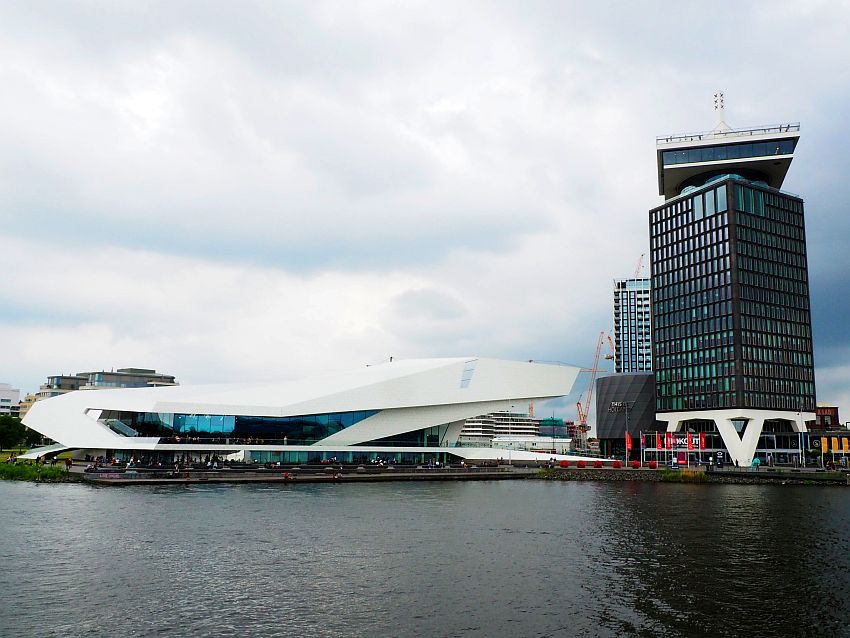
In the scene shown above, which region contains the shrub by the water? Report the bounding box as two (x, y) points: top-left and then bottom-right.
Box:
(576, 460), (586, 469)
(631, 460), (641, 469)
(648, 461), (658, 469)
(593, 460), (603, 468)
(559, 460), (570, 468)
(660, 468), (707, 483)
(612, 460), (623, 469)
(0, 463), (69, 482)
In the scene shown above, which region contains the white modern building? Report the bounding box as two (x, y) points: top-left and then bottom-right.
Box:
(0, 383), (20, 417)
(23, 357), (591, 464)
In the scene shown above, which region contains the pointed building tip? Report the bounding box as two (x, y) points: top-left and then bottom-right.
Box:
(712, 89), (732, 133)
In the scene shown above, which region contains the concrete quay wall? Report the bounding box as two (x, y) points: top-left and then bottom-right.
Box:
(540, 468), (850, 485)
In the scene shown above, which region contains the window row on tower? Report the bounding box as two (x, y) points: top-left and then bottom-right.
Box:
(742, 391), (814, 412)
(654, 273), (732, 304)
(651, 208), (728, 242)
(742, 343), (814, 365)
(740, 315), (810, 338)
(656, 257), (730, 291)
(739, 285), (810, 310)
(653, 316), (734, 344)
(739, 270), (808, 296)
(655, 347), (735, 372)
(734, 183), (803, 220)
(657, 393), (738, 412)
(736, 211), (806, 244)
(737, 243), (807, 269)
(743, 360), (814, 378)
(659, 374), (736, 397)
(655, 287), (730, 315)
(654, 301), (732, 329)
(662, 140), (795, 166)
(655, 333), (735, 356)
(655, 240), (729, 274)
(738, 246), (807, 280)
(740, 302), (809, 324)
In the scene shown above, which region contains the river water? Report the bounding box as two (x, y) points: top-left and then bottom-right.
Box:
(1, 479), (849, 637)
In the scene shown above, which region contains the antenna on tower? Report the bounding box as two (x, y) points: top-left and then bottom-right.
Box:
(713, 90), (731, 133)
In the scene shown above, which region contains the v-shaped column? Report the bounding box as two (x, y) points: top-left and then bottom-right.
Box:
(714, 414), (765, 467)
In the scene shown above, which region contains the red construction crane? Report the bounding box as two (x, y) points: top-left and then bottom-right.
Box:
(576, 330), (606, 433)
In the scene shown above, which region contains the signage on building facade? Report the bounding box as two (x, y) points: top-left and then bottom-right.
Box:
(608, 401), (632, 413)
(646, 433), (704, 449)
(811, 436), (849, 451)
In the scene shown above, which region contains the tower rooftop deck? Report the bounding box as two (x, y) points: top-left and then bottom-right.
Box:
(656, 122), (799, 146)
(656, 122), (800, 199)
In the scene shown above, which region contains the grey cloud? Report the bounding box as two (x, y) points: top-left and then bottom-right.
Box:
(2, 0), (850, 419)
(392, 288), (467, 321)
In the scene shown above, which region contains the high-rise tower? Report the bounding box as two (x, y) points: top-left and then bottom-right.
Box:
(613, 278), (652, 373)
(649, 94), (815, 466)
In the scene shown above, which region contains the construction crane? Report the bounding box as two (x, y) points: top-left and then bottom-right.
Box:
(575, 331), (607, 449)
(634, 253), (645, 278)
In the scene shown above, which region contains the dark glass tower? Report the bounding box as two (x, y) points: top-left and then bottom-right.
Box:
(649, 101), (816, 465)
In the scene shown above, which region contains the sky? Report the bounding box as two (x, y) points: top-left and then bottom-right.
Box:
(2, 1), (849, 424)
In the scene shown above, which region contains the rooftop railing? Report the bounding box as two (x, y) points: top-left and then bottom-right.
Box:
(657, 123), (800, 145)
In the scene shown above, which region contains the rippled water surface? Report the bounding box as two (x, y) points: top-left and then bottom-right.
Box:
(2, 479), (850, 637)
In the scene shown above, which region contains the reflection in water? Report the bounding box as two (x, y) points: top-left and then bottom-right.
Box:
(1, 481), (850, 637)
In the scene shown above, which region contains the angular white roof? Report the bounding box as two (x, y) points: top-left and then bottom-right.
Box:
(24, 357), (580, 450)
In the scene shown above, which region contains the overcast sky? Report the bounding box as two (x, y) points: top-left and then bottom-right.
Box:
(2, 1), (849, 423)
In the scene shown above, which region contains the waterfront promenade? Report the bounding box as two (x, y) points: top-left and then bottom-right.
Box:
(75, 462), (540, 485)
(64, 460), (850, 486)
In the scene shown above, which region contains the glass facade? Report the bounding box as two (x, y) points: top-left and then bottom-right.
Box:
(662, 139), (796, 166)
(650, 177), (815, 413)
(355, 425), (447, 447)
(640, 418), (805, 466)
(100, 409), (379, 445)
(114, 448), (459, 466)
(246, 449), (455, 465)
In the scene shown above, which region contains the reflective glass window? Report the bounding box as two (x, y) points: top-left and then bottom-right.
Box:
(706, 189), (716, 216)
(755, 190), (764, 216)
(717, 185), (728, 213)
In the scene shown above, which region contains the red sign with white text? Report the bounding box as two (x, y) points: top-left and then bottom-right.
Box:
(647, 433), (704, 450)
